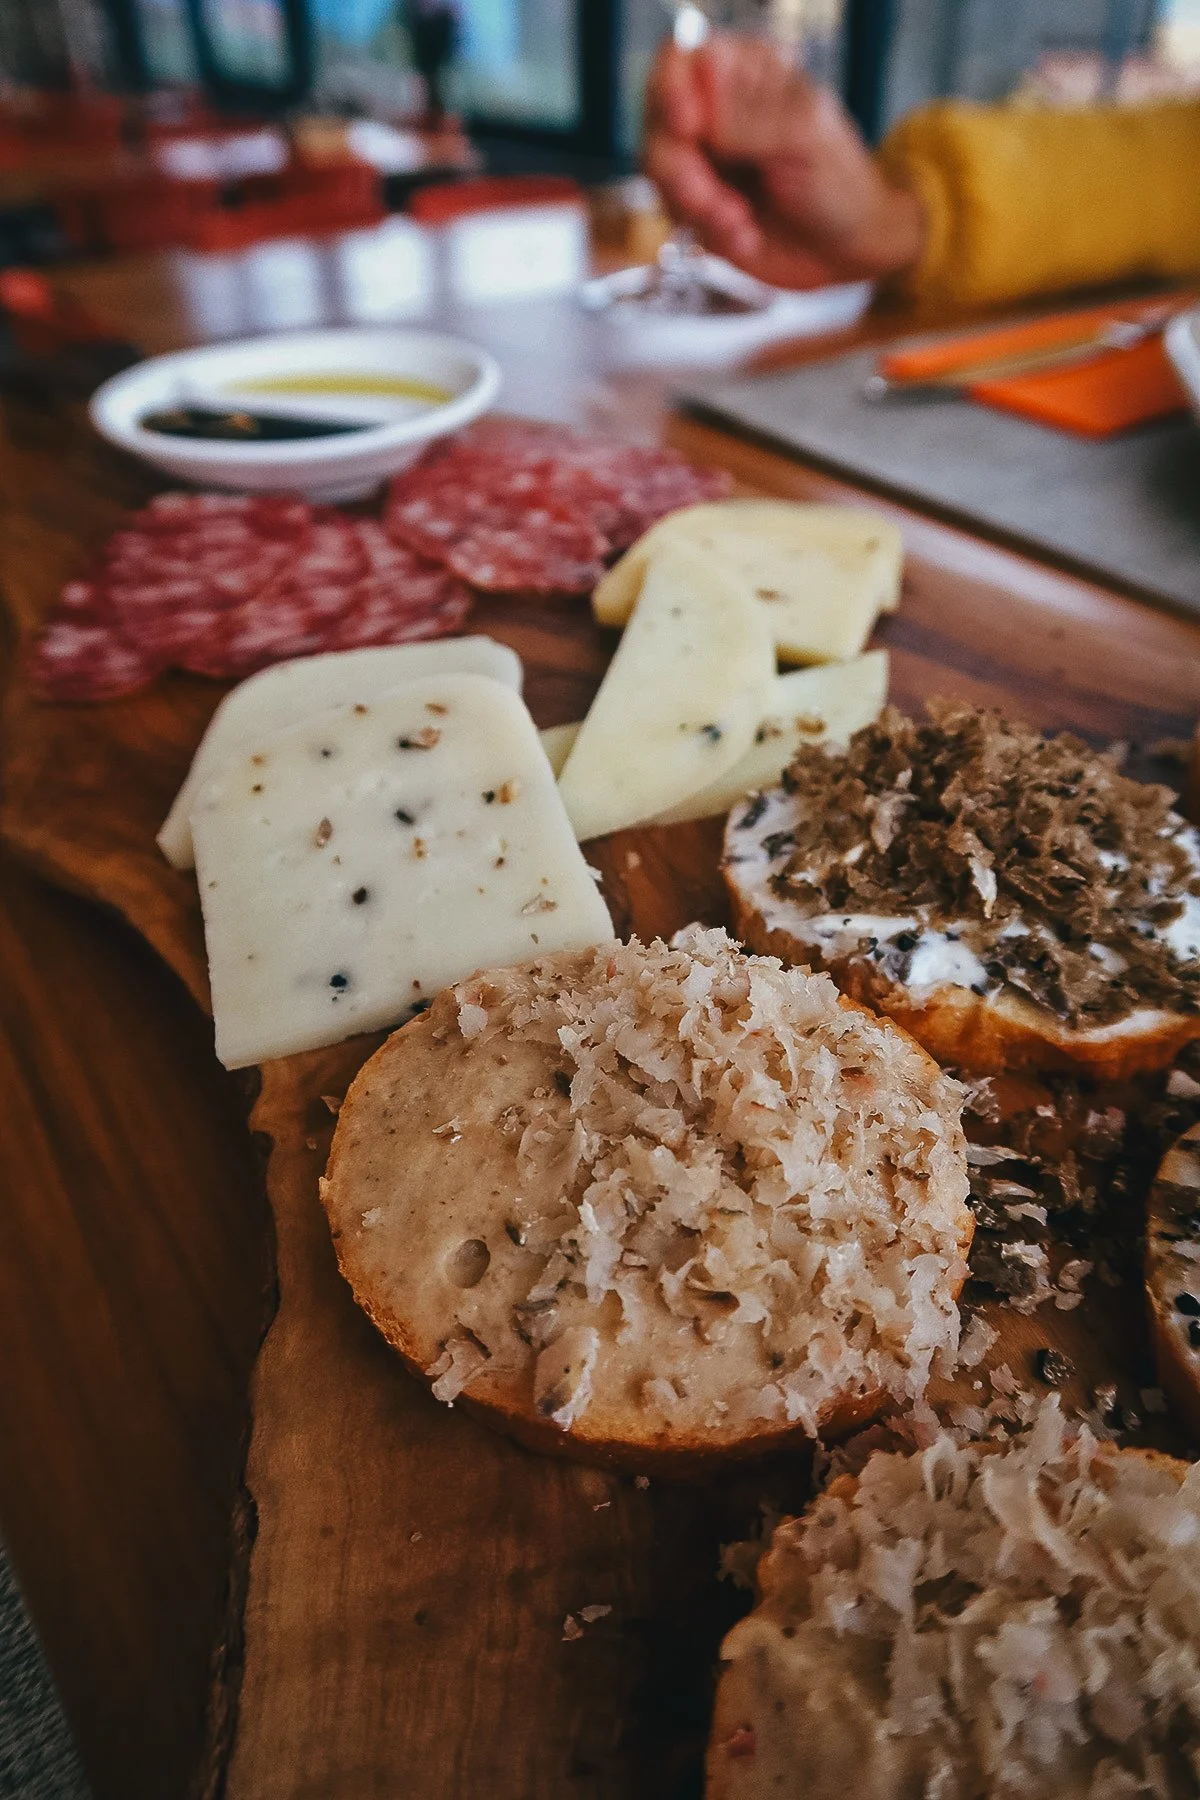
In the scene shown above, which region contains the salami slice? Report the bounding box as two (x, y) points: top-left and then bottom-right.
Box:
(559, 443), (733, 551)
(28, 616), (163, 703)
(303, 522), (472, 654)
(179, 517), (471, 678)
(31, 494), (474, 701)
(385, 438), (611, 596)
(384, 420), (733, 596)
(392, 474), (609, 596)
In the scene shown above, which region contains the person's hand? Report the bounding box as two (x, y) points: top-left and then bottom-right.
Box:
(644, 34), (925, 290)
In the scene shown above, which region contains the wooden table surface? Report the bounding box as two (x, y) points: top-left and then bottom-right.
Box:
(2, 222), (1199, 1800)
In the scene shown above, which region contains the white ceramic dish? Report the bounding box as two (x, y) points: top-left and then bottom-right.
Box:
(90, 326), (502, 503)
(579, 254), (873, 369)
(1166, 305), (1200, 426)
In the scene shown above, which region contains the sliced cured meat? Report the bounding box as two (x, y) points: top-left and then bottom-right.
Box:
(324, 577), (471, 652)
(394, 483), (609, 596)
(386, 436), (610, 596)
(31, 494), (472, 701)
(180, 518), (471, 678)
(384, 420), (733, 596)
(304, 523), (472, 654)
(28, 617), (163, 703)
(577, 447), (733, 551)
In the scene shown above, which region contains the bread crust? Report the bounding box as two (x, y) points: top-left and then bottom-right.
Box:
(1146, 1121), (1200, 1443)
(728, 880), (1200, 1081)
(322, 948), (973, 1477)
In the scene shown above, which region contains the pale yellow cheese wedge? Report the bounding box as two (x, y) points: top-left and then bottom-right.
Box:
(556, 544), (775, 842)
(540, 651), (888, 824)
(539, 721), (579, 778)
(592, 500), (903, 664)
(653, 649), (889, 824)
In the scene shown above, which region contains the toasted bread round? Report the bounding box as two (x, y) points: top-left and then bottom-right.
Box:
(707, 1410), (1197, 1800)
(729, 878), (1200, 1082)
(321, 928), (973, 1474)
(1146, 1120), (1200, 1441)
(724, 776), (1200, 1082)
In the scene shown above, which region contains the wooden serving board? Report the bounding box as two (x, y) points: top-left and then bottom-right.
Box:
(6, 404), (1200, 1799)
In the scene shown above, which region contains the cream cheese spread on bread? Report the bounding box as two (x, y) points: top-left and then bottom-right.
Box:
(726, 783), (1200, 1012)
(723, 706), (1200, 1079)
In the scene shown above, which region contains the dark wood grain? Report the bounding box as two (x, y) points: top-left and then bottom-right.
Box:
(0, 848), (271, 1800)
(3, 239), (1200, 1800)
(0, 378), (276, 1800)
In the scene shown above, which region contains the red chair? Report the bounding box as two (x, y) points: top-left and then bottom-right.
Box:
(54, 172), (221, 255)
(21, 92), (124, 157)
(189, 157), (384, 251)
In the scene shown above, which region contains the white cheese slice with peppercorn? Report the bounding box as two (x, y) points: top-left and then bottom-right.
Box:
(159, 637), (523, 871)
(541, 651), (888, 823)
(556, 543), (774, 842)
(593, 500), (903, 663)
(190, 673), (612, 1069)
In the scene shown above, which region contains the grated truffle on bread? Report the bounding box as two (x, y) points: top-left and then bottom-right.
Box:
(708, 1401), (1200, 1799)
(724, 703), (1200, 1079)
(320, 928), (973, 1471)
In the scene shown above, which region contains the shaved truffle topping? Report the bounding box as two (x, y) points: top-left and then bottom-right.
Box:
(715, 1403), (1200, 1797)
(446, 927), (971, 1436)
(755, 702), (1200, 1027)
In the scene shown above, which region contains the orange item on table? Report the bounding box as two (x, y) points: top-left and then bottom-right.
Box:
(879, 291), (1195, 436)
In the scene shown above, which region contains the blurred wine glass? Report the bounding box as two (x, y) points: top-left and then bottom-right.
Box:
(650, 0), (846, 305)
(588, 0), (846, 316)
(647, 1), (712, 311)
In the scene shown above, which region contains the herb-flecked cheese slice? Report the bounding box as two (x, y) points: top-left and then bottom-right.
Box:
(593, 500), (903, 663)
(653, 650), (889, 824)
(540, 652), (888, 825)
(159, 637), (523, 870)
(556, 544), (774, 842)
(191, 673), (612, 1069)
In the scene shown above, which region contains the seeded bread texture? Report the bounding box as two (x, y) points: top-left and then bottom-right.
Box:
(707, 1406), (1199, 1799)
(321, 928), (973, 1473)
(1146, 1120), (1200, 1441)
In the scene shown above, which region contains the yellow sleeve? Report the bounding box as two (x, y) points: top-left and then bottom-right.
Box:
(877, 98), (1200, 309)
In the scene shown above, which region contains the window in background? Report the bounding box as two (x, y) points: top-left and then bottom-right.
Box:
(193, 0), (292, 85)
(620, 0), (666, 154)
(882, 0), (1199, 128)
(453, 0), (579, 130)
(311, 1), (584, 140)
(310, 0), (418, 117)
(137, 0), (310, 97)
(0, 0), (113, 86)
(1157, 0), (1200, 70)
(136, 0), (200, 83)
